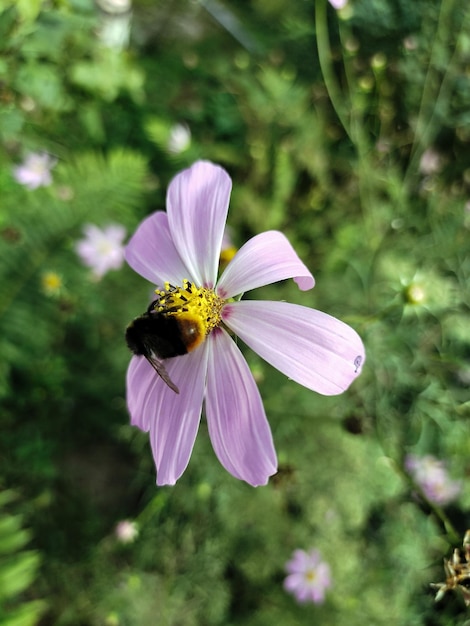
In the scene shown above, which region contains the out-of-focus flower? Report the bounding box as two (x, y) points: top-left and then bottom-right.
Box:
(96, 0), (132, 49)
(284, 548), (332, 604)
(75, 223), (127, 279)
(419, 148), (442, 176)
(115, 519), (139, 543)
(41, 271), (63, 297)
(167, 123), (191, 154)
(97, 0), (131, 13)
(219, 226), (237, 266)
(125, 161), (365, 486)
(13, 152), (56, 190)
(328, 0), (348, 9)
(405, 454), (461, 506)
(403, 36), (418, 51)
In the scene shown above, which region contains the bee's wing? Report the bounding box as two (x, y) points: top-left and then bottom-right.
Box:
(145, 353), (180, 394)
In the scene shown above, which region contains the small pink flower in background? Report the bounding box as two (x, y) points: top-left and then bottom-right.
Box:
(284, 548), (332, 604)
(115, 520), (139, 543)
(405, 454), (461, 506)
(13, 152), (56, 189)
(328, 0), (348, 9)
(75, 223), (127, 279)
(125, 160), (365, 487)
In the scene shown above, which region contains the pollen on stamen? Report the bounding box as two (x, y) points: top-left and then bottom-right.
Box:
(153, 279), (224, 337)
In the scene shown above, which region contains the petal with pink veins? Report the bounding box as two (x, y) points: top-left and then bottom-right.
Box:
(167, 161), (232, 288)
(125, 211), (189, 286)
(223, 300), (365, 396)
(205, 328), (277, 486)
(143, 346), (209, 486)
(217, 230), (315, 298)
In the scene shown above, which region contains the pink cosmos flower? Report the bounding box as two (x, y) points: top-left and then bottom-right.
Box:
(284, 548), (332, 604)
(125, 160), (365, 486)
(13, 152), (56, 190)
(405, 454), (461, 506)
(75, 223), (127, 279)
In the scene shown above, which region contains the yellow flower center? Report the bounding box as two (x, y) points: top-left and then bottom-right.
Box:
(151, 279), (224, 351)
(305, 569), (316, 582)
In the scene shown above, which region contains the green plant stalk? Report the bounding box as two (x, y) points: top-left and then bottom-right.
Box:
(135, 491), (167, 528)
(405, 0), (465, 187)
(314, 0), (352, 142)
(316, 0), (384, 242)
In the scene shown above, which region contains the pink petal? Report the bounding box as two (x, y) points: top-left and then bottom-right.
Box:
(205, 328), (277, 486)
(284, 573), (303, 593)
(166, 161), (232, 288)
(217, 231), (314, 298)
(126, 348), (208, 485)
(126, 355), (155, 432)
(286, 549), (311, 573)
(223, 300), (365, 396)
(147, 347), (209, 485)
(104, 224), (127, 242)
(125, 211), (189, 286)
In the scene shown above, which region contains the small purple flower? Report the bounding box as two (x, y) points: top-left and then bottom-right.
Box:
(75, 223), (127, 279)
(284, 548), (332, 604)
(405, 454), (461, 506)
(13, 152), (56, 190)
(125, 161), (365, 486)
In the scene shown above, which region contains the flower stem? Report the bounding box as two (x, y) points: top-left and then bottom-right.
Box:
(404, 0), (467, 187)
(314, 0), (352, 142)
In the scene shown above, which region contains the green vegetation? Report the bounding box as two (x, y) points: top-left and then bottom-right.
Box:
(0, 0), (469, 623)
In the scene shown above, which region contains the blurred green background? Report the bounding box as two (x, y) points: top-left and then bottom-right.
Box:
(1, 0), (470, 624)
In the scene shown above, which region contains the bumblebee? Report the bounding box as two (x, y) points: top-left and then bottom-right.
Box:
(126, 299), (205, 394)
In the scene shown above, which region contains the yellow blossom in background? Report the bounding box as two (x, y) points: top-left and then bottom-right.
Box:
(41, 271), (63, 296)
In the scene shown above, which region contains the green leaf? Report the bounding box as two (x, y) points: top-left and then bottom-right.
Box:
(0, 552), (40, 600)
(0, 600), (47, 626)
(0, 516), (31, 555)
